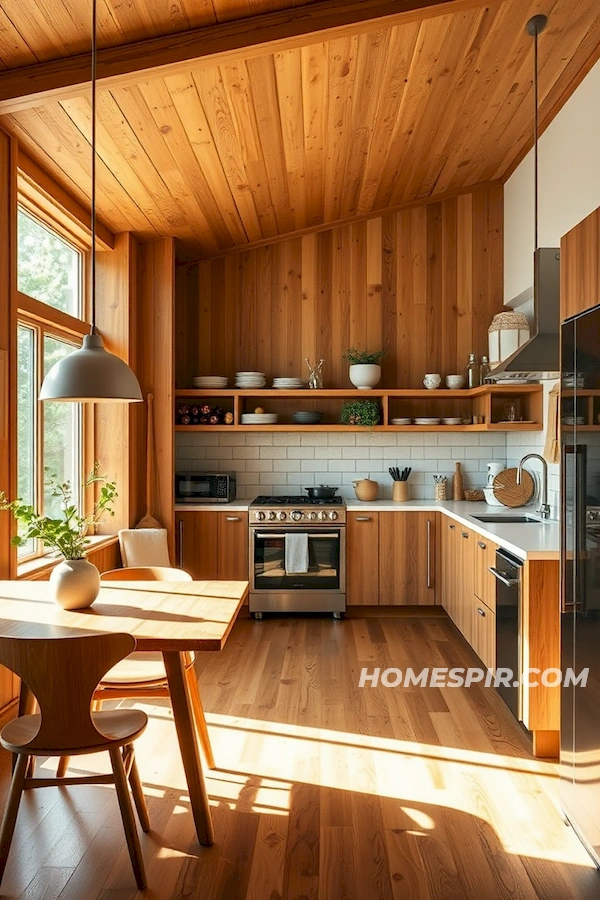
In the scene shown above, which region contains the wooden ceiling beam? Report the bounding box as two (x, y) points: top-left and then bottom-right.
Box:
(0, 0), (502, 114)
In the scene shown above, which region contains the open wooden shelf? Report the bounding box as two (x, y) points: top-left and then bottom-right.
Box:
(174, 384), (543, 432)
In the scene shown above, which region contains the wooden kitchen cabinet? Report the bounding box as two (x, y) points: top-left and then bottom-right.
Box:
(379, 512), (436, 605)
(474, 536), (497, 611)
(441, 519), (460, 624)
(346, 512), (379, 605)
(457, 525), (475, 642)
(175, 510), (248, 582)
(472, 600), (496, 670)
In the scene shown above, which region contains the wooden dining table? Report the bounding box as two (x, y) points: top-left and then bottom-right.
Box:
(0, 578), (248, 846)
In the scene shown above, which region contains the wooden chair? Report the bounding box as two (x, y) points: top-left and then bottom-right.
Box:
(57, 566), (215, 778)
(0, 633), (149, 891)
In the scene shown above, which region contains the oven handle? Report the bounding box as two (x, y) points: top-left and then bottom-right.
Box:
(254, 532), (339, 540)
(488, 566), (520, 588)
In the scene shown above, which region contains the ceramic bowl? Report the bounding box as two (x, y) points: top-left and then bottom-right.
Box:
(445, 374), (465, 389)
(423, 373), (442, 390)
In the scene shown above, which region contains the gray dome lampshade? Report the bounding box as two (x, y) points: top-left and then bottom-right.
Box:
(40, 332), (143, 402)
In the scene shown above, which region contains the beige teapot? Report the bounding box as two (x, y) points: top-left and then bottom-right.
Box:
(352, 477), (379, 502)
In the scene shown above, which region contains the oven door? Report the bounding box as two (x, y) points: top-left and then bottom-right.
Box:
(251, 528), (345, 593)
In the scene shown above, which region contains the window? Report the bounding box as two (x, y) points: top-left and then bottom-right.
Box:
(16, 207), (86, 560)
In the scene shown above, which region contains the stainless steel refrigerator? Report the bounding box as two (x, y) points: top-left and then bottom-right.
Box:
(561, 304), (600, 866)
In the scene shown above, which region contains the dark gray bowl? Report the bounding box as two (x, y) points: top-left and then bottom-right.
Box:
(292, 411), (323, 424)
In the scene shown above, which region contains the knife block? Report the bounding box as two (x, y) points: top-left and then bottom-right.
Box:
(392, 481), (409, 502)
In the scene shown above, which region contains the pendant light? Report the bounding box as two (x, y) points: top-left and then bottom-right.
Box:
(40, 0), (142, 403)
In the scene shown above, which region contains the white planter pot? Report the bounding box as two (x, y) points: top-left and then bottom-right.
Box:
(49, 558), (101, 610)
(349, 364), (381, 390)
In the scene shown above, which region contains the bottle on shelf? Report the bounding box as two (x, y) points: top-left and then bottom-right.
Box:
(464, 353), (480, 388)
(480, 355), (491, 383)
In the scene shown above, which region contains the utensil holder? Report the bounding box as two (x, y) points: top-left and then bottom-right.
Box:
(392, 481), (409, 502)
(434, 482), (447, 501)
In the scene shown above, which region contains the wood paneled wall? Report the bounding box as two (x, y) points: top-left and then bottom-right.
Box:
(561, 205), (600, 321)
(177, 186), (503, 388)
(134, 239), (175, 554)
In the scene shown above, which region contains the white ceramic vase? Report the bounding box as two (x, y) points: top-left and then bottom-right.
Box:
(49, 558), (101, 610)
(349, 364), (381, 390)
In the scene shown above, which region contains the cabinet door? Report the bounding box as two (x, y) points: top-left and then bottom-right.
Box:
(346, 512), (379, 605)
(175, 511), (219, 580)
(441, 519), (458, 623)
(473, 601), (496, 670)
(474, 537), (497, 611)
(458, 526), (475, 642)
(379, 512), (436, 606)
(218, 512), (249, 581)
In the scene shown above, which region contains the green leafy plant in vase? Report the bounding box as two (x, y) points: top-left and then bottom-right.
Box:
(0, 463), (118, 610)
(340, 399), (381, 427)
(344, 347), (385, 389)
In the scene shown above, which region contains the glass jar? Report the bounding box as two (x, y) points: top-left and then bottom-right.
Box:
(464, 353), (480, 388)
(480, 355), (491, 382)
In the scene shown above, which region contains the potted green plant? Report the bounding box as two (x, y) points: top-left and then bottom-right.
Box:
(0, 463), (117, 610)
(340, 399), (381, 427)
(344, 347), (385, 389)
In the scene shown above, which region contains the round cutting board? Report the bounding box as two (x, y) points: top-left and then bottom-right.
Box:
(492, 467), (535, 507)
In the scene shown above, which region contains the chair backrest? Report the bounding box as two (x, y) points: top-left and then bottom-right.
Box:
(101, 566), (192, 582)
(118, 528), (170, 568)
(0, 632), (136, 752)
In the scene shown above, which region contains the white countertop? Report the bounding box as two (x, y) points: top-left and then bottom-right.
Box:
(175, 499), (559, 561)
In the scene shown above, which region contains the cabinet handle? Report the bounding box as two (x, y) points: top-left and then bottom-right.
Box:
(226, 516), (241, 521)
(477, 607), (486, 617)
(426, 518), (432, 588)
(449, 524), (455, 530)
(356, 516), (371, 521)
(477, 541), (486, 549)
(461, 531), (469, 539)
(177, 519), (183, 568)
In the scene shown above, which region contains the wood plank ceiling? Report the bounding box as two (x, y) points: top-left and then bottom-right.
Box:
(0, 0), (599, 258)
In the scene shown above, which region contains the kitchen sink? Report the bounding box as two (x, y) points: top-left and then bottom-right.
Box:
(472, 514), (541, 524)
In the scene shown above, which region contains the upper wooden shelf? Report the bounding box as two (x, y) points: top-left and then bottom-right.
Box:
(174, 384), (543, 432)
(175, 384), (542, 399)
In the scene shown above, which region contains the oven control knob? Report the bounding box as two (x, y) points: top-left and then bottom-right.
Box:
(318, 511), (327, 521)
(291, 510), (302, 521)
(267, 511), (276, 520)
(307, 511), (317, 520)
(328, 511), (338, 520)
(277, 511), (287, 521)
(256, 511), (266, 521)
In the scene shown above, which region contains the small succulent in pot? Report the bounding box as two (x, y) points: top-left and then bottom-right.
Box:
(344, 347), (385, 365)
(340, 399), (381, 427)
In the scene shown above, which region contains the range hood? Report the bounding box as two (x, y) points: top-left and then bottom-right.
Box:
(488, 247), (560, 380)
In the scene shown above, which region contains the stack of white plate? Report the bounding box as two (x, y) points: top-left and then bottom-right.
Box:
(241, 413), (278, 424)
(236, 371), (266, 388)
(441, 417), (462, 425)
(390, 417), (412, 425)
(272, 377), (304, 389)
(192, 375), (228, 388)
(414, 417), (441, 425)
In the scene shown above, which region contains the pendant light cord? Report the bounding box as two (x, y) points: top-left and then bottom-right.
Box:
(91, 0), (97, 333)
(533, 22), (539, 253)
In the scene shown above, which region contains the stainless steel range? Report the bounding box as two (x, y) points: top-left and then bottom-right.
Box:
(249, 495), (346, 618)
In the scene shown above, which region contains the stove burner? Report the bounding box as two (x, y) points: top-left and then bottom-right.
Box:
(252, 494), (344, 506)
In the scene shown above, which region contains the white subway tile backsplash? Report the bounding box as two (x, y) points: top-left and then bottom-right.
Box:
(259, 446), (287, 459)
(287, 446), (315, 459)
(176, 429), (510, 499)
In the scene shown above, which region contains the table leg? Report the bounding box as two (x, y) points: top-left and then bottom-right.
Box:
(162, 651), (214, 846)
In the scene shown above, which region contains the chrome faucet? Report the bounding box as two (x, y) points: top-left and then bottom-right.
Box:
(516, 453), (550, 519)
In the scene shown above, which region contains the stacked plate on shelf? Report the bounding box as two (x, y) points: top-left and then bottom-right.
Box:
(192, 375), (228, 388)
(441, 417), (462, 425)
(413, 417), (441, 425)
(235, 371), (266, 388)
(241, 412), (278, 424)
(390, 417), (412, 425)
(272, 377), (304, 389)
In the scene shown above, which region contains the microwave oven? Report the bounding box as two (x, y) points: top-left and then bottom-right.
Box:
(175, 472), (236, 503)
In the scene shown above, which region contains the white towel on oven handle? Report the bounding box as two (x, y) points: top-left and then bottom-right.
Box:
(285, 532), (309, 574)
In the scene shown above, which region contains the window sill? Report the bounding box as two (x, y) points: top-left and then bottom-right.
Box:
(17, 535), (119, 580)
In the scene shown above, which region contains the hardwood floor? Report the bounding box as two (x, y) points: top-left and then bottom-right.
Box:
(1, 613), (599, 899)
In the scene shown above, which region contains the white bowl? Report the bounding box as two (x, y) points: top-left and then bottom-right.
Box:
(423, 374), (442, 390)
(445, 375), (465, 389)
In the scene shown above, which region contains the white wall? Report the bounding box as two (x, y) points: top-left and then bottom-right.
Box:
(504, 59), (600, 302)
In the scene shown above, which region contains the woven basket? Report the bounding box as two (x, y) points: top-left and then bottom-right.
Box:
(464, 489), (485, 501)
